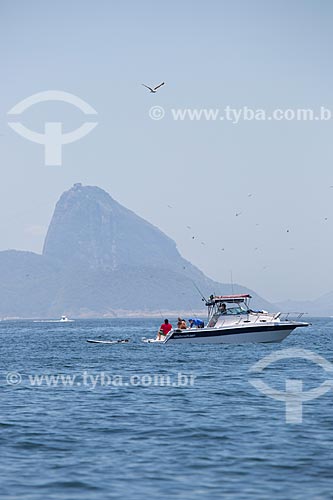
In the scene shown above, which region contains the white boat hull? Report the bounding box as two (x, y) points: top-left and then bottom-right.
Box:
(163, 323), (307, 345)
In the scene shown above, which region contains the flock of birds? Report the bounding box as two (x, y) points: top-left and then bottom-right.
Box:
(140, 80), (331, 270)
(138, 82), (333, 269)
(163, 190), (331, 271)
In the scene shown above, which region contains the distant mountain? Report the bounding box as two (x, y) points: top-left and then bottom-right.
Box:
(276, 292), (333, 318)
(0, 183), (272, 318)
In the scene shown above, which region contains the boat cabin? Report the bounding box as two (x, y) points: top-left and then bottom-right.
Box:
(205, 294), (275, 328)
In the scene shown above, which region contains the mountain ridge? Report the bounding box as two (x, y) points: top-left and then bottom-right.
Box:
(0, 183), (287, 318)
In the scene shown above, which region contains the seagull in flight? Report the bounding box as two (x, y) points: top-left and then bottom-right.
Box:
(142, 82), (165, 93)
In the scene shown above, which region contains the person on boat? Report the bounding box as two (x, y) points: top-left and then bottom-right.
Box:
(188, 318), (204, 328)
(177, 317), (187, 329)
(219, 303), (227, 314)
(157, 319), (173, 340)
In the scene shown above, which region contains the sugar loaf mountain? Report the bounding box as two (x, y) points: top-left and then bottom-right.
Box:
(0, 184), (271, 318)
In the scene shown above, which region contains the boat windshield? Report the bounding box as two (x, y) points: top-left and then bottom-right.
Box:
(226, 306), (248, 315)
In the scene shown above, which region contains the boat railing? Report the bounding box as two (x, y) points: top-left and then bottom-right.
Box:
(280, 312), (307, 322)
(250, 311), (306, 323)
(210, 310), (307, 327)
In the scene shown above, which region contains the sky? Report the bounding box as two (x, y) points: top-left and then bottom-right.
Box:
(1, 0), (333, 302)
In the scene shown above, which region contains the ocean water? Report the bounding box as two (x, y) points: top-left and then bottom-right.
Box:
(1, 317), (333, 500)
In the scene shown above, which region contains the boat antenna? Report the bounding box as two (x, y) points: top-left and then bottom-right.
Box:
(191, 280), (207, 303)
(230, 270), (234, 295)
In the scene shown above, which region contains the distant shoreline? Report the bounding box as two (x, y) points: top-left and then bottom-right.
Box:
(1, 310), (208, 321)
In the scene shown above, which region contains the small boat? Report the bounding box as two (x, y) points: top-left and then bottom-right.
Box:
(59, 315), (74, 322)
(33, 315), (74, 323)
(144, 294), (308, 345)
(87, 339), (129, 344)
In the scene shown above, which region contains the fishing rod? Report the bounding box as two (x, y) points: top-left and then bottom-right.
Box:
(191, 280), (208, 303)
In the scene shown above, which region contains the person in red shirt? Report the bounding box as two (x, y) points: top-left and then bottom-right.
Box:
(157, 319), (173, 341)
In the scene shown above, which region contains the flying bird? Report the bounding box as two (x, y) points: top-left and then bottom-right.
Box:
(142, 82), (165, 93)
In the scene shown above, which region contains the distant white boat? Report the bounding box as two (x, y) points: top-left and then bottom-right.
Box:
(60, 315), (74, 322)
(33, 315), (74, 323)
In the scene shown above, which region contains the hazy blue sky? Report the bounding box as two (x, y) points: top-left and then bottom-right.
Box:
(1, 0), (333, 302)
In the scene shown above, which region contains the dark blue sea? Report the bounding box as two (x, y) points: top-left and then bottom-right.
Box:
(1, 317), (333, 500)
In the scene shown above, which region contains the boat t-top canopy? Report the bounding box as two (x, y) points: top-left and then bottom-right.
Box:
(206, 294), (252, 305)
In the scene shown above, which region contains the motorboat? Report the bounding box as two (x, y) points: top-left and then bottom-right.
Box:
(33, 315), (74, 323)
(60, 315), (73, 322)
(145, 294), (308, 345)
